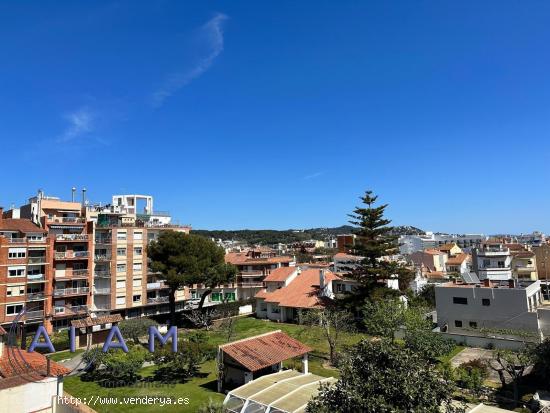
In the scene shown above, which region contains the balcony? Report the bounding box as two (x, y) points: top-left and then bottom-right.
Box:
(24, 310), (44, 320)
(56, 234), (89, 242)
(92, 304), (111, 311)
(240, 271), (265, 277)
(95, 237), (112, 245)
(238, 281), (264, 288)
(94, 270), (111, 278)
(53, 287), (90, 297)
(147, 296), (169, 304)
(8, 237), (46, 244)
(94, 254), (111, 262)
(27, 292), (46, 301)
(28, 256), (47, 264)
(55, 251), (89, 260)
(93, 287), (111, 295)
(146, 282), (169, 290)
(27, 274), (46, 282)
(47, 216), (86, 224)
(54, 305), (89, 316)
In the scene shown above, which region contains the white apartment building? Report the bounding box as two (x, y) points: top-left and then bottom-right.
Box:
(399, 232), (485, 255)
(472, 243), (512, 281)
(435, 279), (550, 336)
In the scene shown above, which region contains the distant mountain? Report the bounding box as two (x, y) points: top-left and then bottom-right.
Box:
(192, 225), (424, 245)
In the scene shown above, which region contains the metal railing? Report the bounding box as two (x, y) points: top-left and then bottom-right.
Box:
(48, 217), (86, 224)
(93, 288), (111, 294)
(72, 269), (89, 278)
(238, 282), (264, 287)
(56, 234), (89, 241)
(53, 287), (90, 296)
(92, 304), (111, 311)
(95, 237), (112, 244)
(147, 296), (169, 304)
(25, 310), (44, 319)
(94, 254), (111, 261)
(28, 256), (47, 264)
(27, 292), (46, 300)
(55, 251), (89, 259)
(27, 274), (46, 281)
(146, 282), (169, 290)
(94, 270), (111, 278)
(8, 237), (47, 244)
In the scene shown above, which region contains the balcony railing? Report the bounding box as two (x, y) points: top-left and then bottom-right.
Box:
(147, 296), (169, 304)
(93, 287), (111, 295)
(72, 269), (89, 278)
(27, 292), (46, 301)
(92, 304), (111, 311)
(24, 310), (44, 320)
(146, 282), (169, 290)
(55, 251), (89, 259)
(53, 287), (90, 297)
(56, 234), (89, 241)
(27, 274), (46, 281)
(54, 305), (88, 316)
(94, 254), (111, 261)
(8, 237), (46, 244)
(48, 217), (86, 224)
(28, 256), (47, 264)
(238, 282), (264, 287)
(94, 270), (111, 278)
(240, 271), (265, 277)
(95, 237), (112, 244)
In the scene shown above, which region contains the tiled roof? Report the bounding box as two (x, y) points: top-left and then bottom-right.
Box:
(446, 253), (470, 265)
(437, 243), (457, 251)
(256, 269), (340, 309)
(220, 331), (312, 372)
(0, 346), (70, 382)
(333, 252), (362, 260)
(71, 314), (123, 328)
(424, 249), (446, 255)
(0, 218), (46, 234)
(263, 267), (297, 282)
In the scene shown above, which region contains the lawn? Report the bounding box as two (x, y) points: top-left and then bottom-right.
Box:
(49, 348), (85, 362)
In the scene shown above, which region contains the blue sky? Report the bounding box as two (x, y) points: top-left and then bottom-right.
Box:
(2, 1), (550, 233)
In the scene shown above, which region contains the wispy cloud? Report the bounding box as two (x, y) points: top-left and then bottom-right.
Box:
(304, 171), (324, 180)
(58, 107), (95, 142)
(152, 13), (228, 107)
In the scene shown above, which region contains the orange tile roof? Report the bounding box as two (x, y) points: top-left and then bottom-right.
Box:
(258, 269), (340, 309)
(220, 330), (312, 372)
(333, 252), (362, 260)
(437, 243), (457, 251)
(446, 253), (470, 265)
(0, 346), (70, 382)
(0, 218), (46, 234)
(424, 249), (446, 255)
(264, 267), (297, 282)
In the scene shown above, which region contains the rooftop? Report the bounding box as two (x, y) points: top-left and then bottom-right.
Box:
(220, 331), (312, 372)
(263, 267), (298, 282)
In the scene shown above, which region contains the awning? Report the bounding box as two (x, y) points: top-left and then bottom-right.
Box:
(49, 225), (85, 230)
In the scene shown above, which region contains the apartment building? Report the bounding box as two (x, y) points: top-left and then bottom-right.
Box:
(506, 243), (538, 281)
(435, 279), (550, 336)
(222, 248), (295, 301)
(0, 209), (51, 334)
(399, 233), (485, 255)
(471, 242), (512, 281)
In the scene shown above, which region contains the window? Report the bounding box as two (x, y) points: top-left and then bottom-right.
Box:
(116, 280), (126, 289)
(116, 296), (125, 305)
(190, 290), (197, 299)
(7, 286), (25, 296)
(133, 278), (142, 287)
(453, 297), (468, 305)
(133, 294), (141, 303)
(133, 232), (143, 241)
(133, 262), (142, 272)
(271, 306), (280, 314)
(8, 248), (26, 259)
(117, 248), (126, 257)
(211, 292), (222, 302)
(8, 267), (25, 278)
(134, 247), (142, 256)
(454, 320), (463, 328)
(482, 298), (491, 306)
(6, 304), (24, 316)
(497, 261), (505, 268)
(116, 264), (126, 273)
(117, 231), (127, 241)
(469, 321), (477, 328)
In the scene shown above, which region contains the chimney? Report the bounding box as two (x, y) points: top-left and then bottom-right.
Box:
(71, 187), (76, 202)
(508, 279), (516, 289)
(319, 269), (325, 291)
(483, 279), (491, 287)
(81, 188), (87, 206)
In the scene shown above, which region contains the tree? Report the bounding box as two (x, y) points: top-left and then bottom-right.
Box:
(362, 299), (405, 342)
(184, 308), (219, 331)
(148, 231), (237, 326)
(216, 311), (237, 343)
(489, 347), (535, 406)
(300, 306), (354, 366)
(345, 190), (414, 303)
(118, 317), (157, 344)
(532, 338), (550, 386)
(306, 339), (457, 413)
(197, 399), (225, 413)
(455, 359), (488, 395)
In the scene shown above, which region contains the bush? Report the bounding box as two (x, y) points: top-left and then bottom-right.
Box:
(455, 359), (488, 394)
(404, 329), (455, 361)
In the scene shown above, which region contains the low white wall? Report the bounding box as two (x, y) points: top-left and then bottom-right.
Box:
(238, 304), (253, 315)
(440, 332), (531, 350)
(0, 377), (60, 413)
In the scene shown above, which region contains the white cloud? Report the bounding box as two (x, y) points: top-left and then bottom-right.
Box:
(152, 13), (228, 107)
(58, 107), (94, 142)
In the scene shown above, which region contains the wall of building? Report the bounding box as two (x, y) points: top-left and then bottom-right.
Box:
(0, 377), (61, 413)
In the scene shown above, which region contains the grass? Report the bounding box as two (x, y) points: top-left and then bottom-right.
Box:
(64, 360), (223, 413)
(49, 348), (85, 362)
(437, 345), (465, 364)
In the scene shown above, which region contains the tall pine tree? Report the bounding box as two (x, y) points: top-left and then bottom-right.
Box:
(344, 190), (413, 303)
